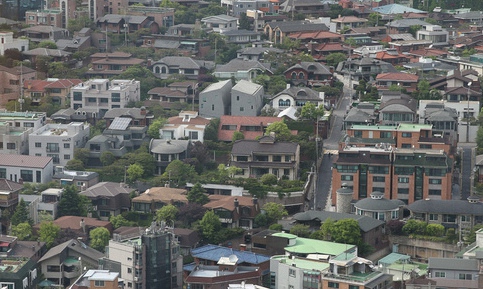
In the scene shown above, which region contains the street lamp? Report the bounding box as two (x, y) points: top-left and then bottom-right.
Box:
(123, 23), (128, 46)
(466, 81), (472, 143)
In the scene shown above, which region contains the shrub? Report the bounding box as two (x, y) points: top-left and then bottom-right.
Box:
(402, 220), (427, 235)
(426, 224), (445, 237)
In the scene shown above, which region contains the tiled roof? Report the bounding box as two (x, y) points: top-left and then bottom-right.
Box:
(218, 115), (282, 141)
(44, 79), (82, 89)
(150, 139), (190, 154)
(0, 179), (23, 192)
(231, 139), (298, 155)
(52, 216), (112, 230)
(38, 239), (104, 263)
(90, 52), (132, 58)
(103, 108), (149, 119)
(190, 244), (270, 265)
(332, 16), (368, 23)
(23, 48), (71, 57)
(79, 182), (132, 197)
(204, 195), (254, 211)
(312, 42), (344, 52)
(285, 62), (332, 75)
(376, 72), (418, 81)
(214, 59), (272, 73)
(148, 87), (187, 97)
(408, 199), (483, 215)
(289, 30), (341, 40)
(24, 80), (50, 91)
(372, 4), (425, 14)
(0, 154), (52, 168)
(132, 187), (188, 204)
(153, 56), (202, 70)
(0, 65), (36, 75)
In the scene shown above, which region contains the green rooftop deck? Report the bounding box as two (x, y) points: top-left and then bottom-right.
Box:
(271, 255), (329, 271)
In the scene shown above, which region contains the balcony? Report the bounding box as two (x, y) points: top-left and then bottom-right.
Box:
(46, 147), (60, 153)
(0, 198), (18, 207)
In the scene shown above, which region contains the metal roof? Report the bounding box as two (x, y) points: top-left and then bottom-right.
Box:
(108, 117), (131, 130)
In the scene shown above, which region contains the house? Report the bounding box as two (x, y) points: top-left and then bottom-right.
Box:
(151, 56), (214, 80)
(378, 92), (418, 125)
(231, 80), (264, 116)
(85, 52), (145, 78)
(222, 29), (261, 45)
(52, 168), (99, 189)
(271, 86), (325, 112)
(0, 235), (46, 289)
(0, 111), (46, 155)
(96, 14), (159, 34)
(101, 223), (183, 289)
(0, 179), (23, 232)
(21, 25), (69, 43)
(29, 122), (90, 166)
(335, 57), (398, 83)
(38, 239), (104, 288)
(103, 107), (153, 128)
(68, 269), (121, 289)
(343, 103), (377, 129)
(184, 244), (270, 289)
(36, 188), (63, 222)
(0, 65), (36, 107)
(284, 62), (333, 87)
(0, 154), (53, 184)
(132, 186), (188, 213)
(142, 34), (210, 58)
(426, 258), (480, 288)
(375, 72), (419, 92)
(25, 9), (62, 27)
(160, 110), (210, 142)
(269, 255), (328, 289)
(331, 15), (368, 32)
(353, 191), (405, 222)
(70, 79), (140, 112)
(230, 136), (300, 180)
(201, 14), (238, 33)
(385, 19), (431, 34)
(217, 115), (283, 142)
(378, 253), (428, 283)
(288, 30), (342, 44)
(416, 25), (449, 46)
(204, 195), (260, 229)
(149, 139), (190, 175)
(199, 80), (232, 118)
(56, 36), (92, 53)
(263, 20), (329, 44)
(279, 0), (329, 17)
(185, 182), (244, 196)
(374, 49), (410, 65)
(224, 0), (280, 17)
(125, 6), (175, 30)
(0, 31), (29, 55)
(80, 182), (132, 220)
(23, 78), (83, 107)
(213, 59), (272, 81)
(35, 216), (114, 239)
(236, 46), (284, 61)
(173, 227), (200, 256)
(22, 48), (73, 66)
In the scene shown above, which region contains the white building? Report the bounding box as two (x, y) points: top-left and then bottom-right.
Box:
(70, 79), (140, 115)
(160, 111), (210, 142)
(0, 154), (53, 183)
(416, 25), (449, 46)
(0, 32), (29, 55)
(0, 111), (47, 155)
(29, 122), (90, 166)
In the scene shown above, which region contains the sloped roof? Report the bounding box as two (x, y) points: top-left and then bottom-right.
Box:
(0, 179), (24, 192)
(204, 195), (254, 211)
(407, 199), (483, 215)
(218, 115), (282, 141)
(201, 14), (238, 23)
(0, 154), (51, 168)
(214, 59), (272, 74)
(344, 108), (375, 123)
(232, 139), (298, 155)
(52, 216), (112, 230)
(232, 79), (263, 95)
(292, 210), (385, 232)
(285, 62), (332, 75)
(150, 139), (189, 154)
(272, 86), (322, 101)
(190, 244), (270, 265)
(372, 4), (425, 14)
(132, 187), (188, 204)
(79, 182), (132, 198)
(428, 257), (478, 271)
(103, 108), (148, 119)
(354, 193), (402, 211)
(23, 48), (71, 57)
(376, 72), (418, 81)
(38, 239), (104, 263)
(332, 16), (368, 23)
(387, 19), (430, 28)
(153, 56), (202, 70)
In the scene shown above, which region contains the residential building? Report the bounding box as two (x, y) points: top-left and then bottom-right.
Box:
(25, 9), (62, 27)
(270, 86), (325, 112)
(70, 79), (141, 113)
(185, 183), (244, 196)
(374, 49), (410, 65)
(222, 29), (261, 45)
(0, 235), (46, 289)
(37, 188), (63, 222)
(343, 103), (377, 129)
(204, 196), (261, 229)
(386, 19), (431, 35)
(375, 72), (419, 92)
(331, 15), (368, 32)
(378, 253), (428, 283)
(23, 79), (82, 107)
(101, 222), (183, 289)
(149, 139), (190, 175)
(199, 79), (232, 118)
(264, 20), (329, 44)
(0, 32), (29, 55)
(20, 25), (69, 43)
(289, 30), (342, 45)
(22, 48), (73, 66)
(125, 6), (175, 29)
(29, 122), (90, 166)
(0, 154), (53, 184)
(160, 111), (210, 142)
(231, 80), (264, 116)
(80, 182), (132, 220)
(270, 255), (328, 289)
(354, 191), (405, 222)
(86, 52), (145, 78)
(378, 92), (418, 125)
(416, 25), (449, 46)
(132, 187), (188, 213)
(96, 14), (159, 35)
(173, 227), (200, 256)
(217, 115), (283, 142)
(284, 61), (333, 87)
(38, 239), (104, 287)
(88, 0), (127, 19)
(213, 59), (272, 81)
(426, 257), (479, 289)
(151, 56), (214, 80)
(52, 167), (99, 189)
(0, 111), (46, 155)
(0, 65), (36, 107)
(184, 244), (270, 289)
(230, 135), (300, 180)
(201, 14), (238, 33)
(236, 46), (284, 61)
(335, 57), (398, 83)
(223, 0), (280, 17)
(69, 269), (121, 289)
(0, 179), (23, 232)
(34, 216), (113, 240)
(145, 81), (196, 109)
(141, 34), (210, 58)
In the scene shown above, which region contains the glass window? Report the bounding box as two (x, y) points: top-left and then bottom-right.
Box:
(429, 214), (438, 221)
(0, 168), (6, 178)
(35, 142), (41, 148)
(341, 175), (353, 181)
(373, 176), (385, 182)
(435, 272), (445, 277)
(328, 282), (339, 288)
(402, 132), (412, 137)
(95, 280), (105, 286)
(7, 143), (15, 149)
(112, 93), (120, 102)
(429, 189), (441, 195)
(429, 178), (442, 184)
(20, 170), (33, 182)
(73, 91), (82, 101)
(64, 143), (70, 149)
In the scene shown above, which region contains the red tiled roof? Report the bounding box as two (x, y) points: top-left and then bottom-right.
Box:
(376, 73), (418, 82)
(313, 42), (344, 52)
(44, 79), (82, 89)
(52, 216), (113, 232)
(408, 48), (448, 57)
(375, 51), (408, 60)
(0, 154), (52, 168)
(289, 31), (341, 40)
(217, 115), (282, 142)
(332, 16), (367, 23)
(204, 195), (255, 211)
(24, 80), (50, 91)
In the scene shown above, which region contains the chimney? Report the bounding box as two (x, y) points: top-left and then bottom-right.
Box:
(140, 106), (146, 115)
(252, 197), (258, 211)
(80, 218), (85, 234)
(239, 244), (246, 251)
(234, 198), (239, 214)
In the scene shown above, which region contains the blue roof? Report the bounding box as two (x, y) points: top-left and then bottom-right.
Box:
(190, 244), (270, 265)
(372, 4), (425, 14)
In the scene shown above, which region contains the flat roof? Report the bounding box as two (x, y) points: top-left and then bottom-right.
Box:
(271, 255), (329, 271)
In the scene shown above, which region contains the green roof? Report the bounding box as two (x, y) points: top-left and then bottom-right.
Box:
(280, 235), (356, 256)
(397, 123), (432, 132)
(271, 255), (330, 271)
(272, 232), (297, 239)
(378, 253), (410, 266)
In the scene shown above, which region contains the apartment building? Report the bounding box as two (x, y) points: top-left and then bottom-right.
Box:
(70, 79), (140, 114)
(29, 122), (90, 166)
(69, 269), (121, 289)
(0, 111), (46, 155)
(0, 65), (36, 107)
(25, 9), (62, 27)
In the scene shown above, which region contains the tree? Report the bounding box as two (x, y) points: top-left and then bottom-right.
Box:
(65, 159), (85, 171)
(89, 227), (110, 252)
(204, 118), (219, 141)
(320, 218), (335, 240)
(289, 224), (311, 237)
(199, 210), (222, 244)
(114, 65), (161, 99)
(402, 219), (427, 235)
(38, 41), (57, 49)
(189, 141), (210, 168)
(232, 131), (244, 142)
(110, 214), (135, 229)
(299, 102), (324, 121)
(415, 80), (430, 100)
(409, 25), (422, 37)
(100, 151), (116, 166)
(164, 160), (197, 187)
(57, 185), (90, 217)
(260, 174), (278, 186)
(477, 126), (483, 150)
(74, 148), (91, 166)
(147, 117), (167, 138)
(265, 121), (292, 141)
(263, 202), (288, 225)
(331, 219), (362, 246)
(187, 182), (209, 205)
(425, 224), (445, 237)
(11, 222), (32, 240)
(39, 222), (60, 248)
(156, 204), (178, 223)
(11, 198), (31, 226)
(127, 164), (144, 183)
(238, 12), (251, 30)
(177, 203), (206, 227)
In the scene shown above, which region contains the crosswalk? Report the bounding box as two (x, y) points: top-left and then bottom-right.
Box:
(324, 149), (339, 155)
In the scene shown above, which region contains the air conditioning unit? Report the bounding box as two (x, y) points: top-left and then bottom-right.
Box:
(134, 277), (139, 282)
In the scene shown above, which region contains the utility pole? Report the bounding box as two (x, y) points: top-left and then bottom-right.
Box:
(466, 81), (472, 143)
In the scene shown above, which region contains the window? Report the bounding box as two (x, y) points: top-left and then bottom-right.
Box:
(112, 93), (120, 102)
(73, 91), (82, 101)
(46, 143), (59, 152)
(459, 273), (472, 280)
(434, 271), (445, 278)
(442, 214), (456, 223)
(0, 283), (14, 289)
(95, 280), (105, 287)
(7, 143), (15, 149)
(461, 215), (469, 222)
(24, 122), (34, 127)
(20, 170), (33, 182)
(47, 154), (60, 164)
(398, 188), (409, 195)
(64, 154), (70, 160)
(285, 156), (291, 162)
(391, 210), (399, 219)
(354, 131), (362, 137)
(47, 265), (61, 272)
(212, 104), (214, 110)
(273, 155), (281, 162)
(401, 143), (411, 148)
(402, 132), (412, 137)
(0, 168), (6, 178)
(429, 189), (441, 195)
(237, 156), (248, 162)
(90, 144), (101, 151)
(380, 131), (392, 138)
(328, 282), (339, 288)
(289, 268), (296, 277)
(189, 131), (199, 140)
(429, 214), (438, 221)
(35, 142), (41, 148)
(341, 175), (353, 181)
(429, 178), (442, 184)
(64, 143), (70, 149)
(240, 107), (244, 111)
(373, 176), (385, 182)
(368, 166), (389, 174)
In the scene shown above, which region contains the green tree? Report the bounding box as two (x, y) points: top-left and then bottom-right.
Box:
(232, 131), (244, 142)
(325, 52), (347, 67)
(67, 16), (93, 33)
(39, 221), (60, 248)
(477, 126), (483, 151)
(402, 219), (427, 235)
(425, 224), (445, 237)
(204, 118), (219, 141)
(260, 173), (278, 186)
(467, 224), (483, 243)
(100, 151), (116, 166)
(331, 219), (362, 246)
(187, 182), (209, 205)
(74, 148), (91, 166)
(238, 12), (251, 30)
(89, 227), (110, 252)
(367, 12), (382, 26)
(65, 159), (85, 171)
(114, 65), (161, 100)
(11, 198), (31, 226)
(147, 117), (167, 138)
(127, 164), (144, 183)
(38, 210), (54, 223)
(156, 204), (178, 223)
(289, 224), (311, 237)
(199, 210), (222, 243)
(320, 218), (335, 240)
(38, 41), (57, 49)
(110, 214), (135, 229)
(164, 160), (197, 187)
(415, 80), (430, 99)
(57, 185), (90, 217)
(299, 102), (324, 121)
(11, 222), (32, 240)
(263, 202), (288, 225)
(265, 121), (292, 141)
(409, 25), (422, 37)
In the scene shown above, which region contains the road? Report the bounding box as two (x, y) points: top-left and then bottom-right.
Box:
(312, 82), (351, 211)
(460, 144), (475, 200)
